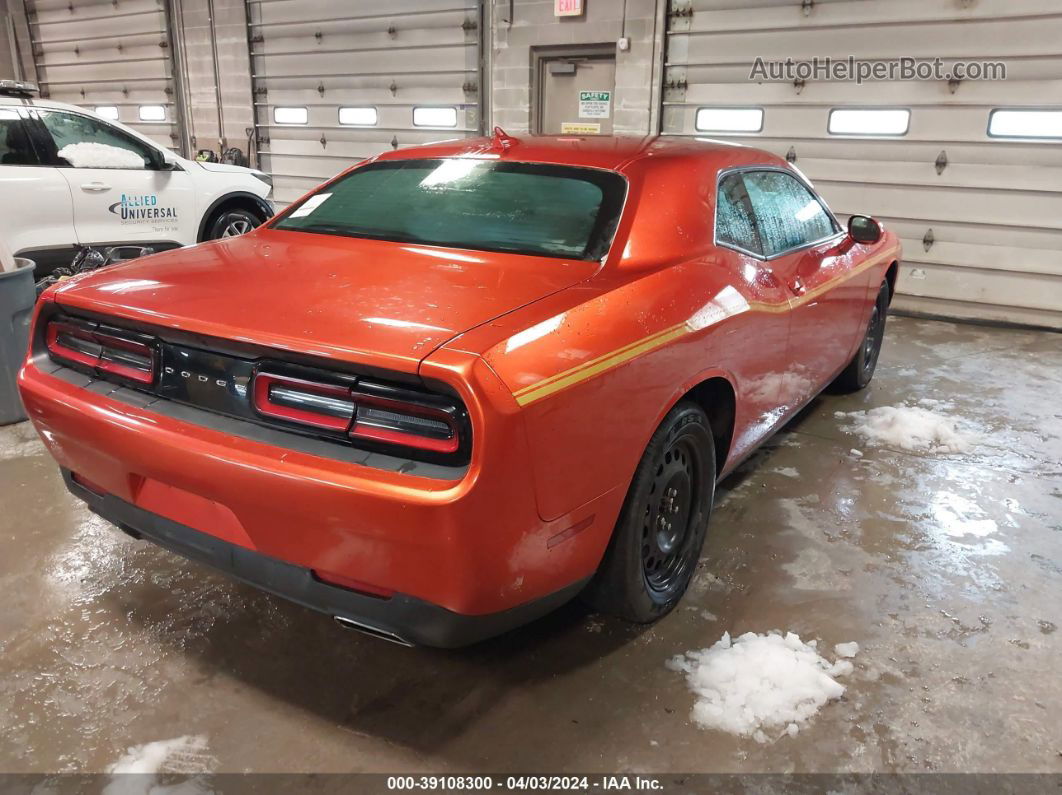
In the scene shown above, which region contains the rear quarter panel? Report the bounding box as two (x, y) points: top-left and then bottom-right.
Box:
(451, 153), (795, 530)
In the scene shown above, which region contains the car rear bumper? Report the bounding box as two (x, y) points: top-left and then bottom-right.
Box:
(64, 469), (587, 647)
(19, 359), (616, 639)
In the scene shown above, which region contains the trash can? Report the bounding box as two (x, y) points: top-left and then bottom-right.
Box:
(0, 258), (36, 425)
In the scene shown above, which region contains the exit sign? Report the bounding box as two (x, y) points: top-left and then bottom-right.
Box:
(554, 0), (584, 16)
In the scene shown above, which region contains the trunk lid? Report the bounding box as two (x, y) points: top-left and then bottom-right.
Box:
(52, 229), (598, 373)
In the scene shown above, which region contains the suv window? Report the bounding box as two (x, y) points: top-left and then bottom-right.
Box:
(36, 110), (157, 170)
(741, 170), (838, 257)
(0, 108), (39, 166)
(716, 172), (764, 256)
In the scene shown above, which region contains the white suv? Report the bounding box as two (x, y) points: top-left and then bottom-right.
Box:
(0, 80), (274, 274)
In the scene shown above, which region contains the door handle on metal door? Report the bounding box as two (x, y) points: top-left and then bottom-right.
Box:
(80, 182), (111, 192)
(788, 276), (806, 296)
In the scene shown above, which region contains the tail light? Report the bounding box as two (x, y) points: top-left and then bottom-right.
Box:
(252, 370), (465, 461)
(252, 372), (354, 432)
(41, 312), (469, 466)
(349, 389), (460, 454)
(46, 318), (157, 386)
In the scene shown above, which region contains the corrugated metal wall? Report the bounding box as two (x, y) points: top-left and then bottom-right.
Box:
(169, 0), (255, 159)
(26, 0), (182, 149)
(663, 0), (1062, 329)
(247, 0), (483, 207)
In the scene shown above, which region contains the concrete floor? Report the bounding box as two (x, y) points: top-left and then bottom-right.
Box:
(1, 315), (1060, 775)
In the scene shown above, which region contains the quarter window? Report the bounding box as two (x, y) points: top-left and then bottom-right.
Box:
(0, 108), (39, 166)
(37, 110), (157, 169)
(740, 170), (838, 257)
(715, 173), (764, 256)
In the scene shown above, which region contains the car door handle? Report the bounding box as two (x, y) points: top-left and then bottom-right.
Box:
(80, 182), (111, 192)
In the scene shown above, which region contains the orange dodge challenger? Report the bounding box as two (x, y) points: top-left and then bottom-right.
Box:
(18, 132), (900, 647)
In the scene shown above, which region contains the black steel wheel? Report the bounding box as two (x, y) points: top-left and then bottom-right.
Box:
(641, 434), (702, 594)
(582, 402), (716, 623)
(831, 280), (890, 393)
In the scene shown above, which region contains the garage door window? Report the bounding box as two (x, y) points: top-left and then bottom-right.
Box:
(413, 107), (458, 128)
(0, 109), (40, 166)
(741, 170), (839, 257)
(138, 105), (167, 122)
(696, 107), (764, 134)
(339, 107), (378, 126)
(715, 172), (764, 256)
(274, 107), (308, 125)
(988, 109), (1062, 140)
(828, 108), (910, 136)
(37, 110), (156, 170)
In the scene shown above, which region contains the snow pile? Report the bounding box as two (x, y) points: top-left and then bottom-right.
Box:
(59, 142), (145, 169)
(104, 735), (213, 795)
(836, 404), (974, 453)
(667, 631), (856, 743)
(834, 641), (859, 658)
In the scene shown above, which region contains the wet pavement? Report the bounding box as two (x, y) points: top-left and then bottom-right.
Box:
(0, 315), (1060, 774)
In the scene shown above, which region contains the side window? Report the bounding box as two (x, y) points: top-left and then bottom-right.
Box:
(0, 109), (40, 166)
(742, 170), (838, 257)
(37, 110), (157, 170)
(715, 172), (764, 256)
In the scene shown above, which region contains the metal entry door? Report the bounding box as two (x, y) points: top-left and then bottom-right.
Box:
(539, 57), (616, 136)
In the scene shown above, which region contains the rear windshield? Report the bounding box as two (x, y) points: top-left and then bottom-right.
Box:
(272, 158), (627, 261)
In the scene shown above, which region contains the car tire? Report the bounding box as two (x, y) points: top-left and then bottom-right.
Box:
(830, 280), (890, 394)
(204, 207), (264, 240)
(582, 402), (716, 623)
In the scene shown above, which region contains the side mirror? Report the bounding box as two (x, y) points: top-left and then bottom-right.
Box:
(149, 148), (179, 171)
(848, 215), (883, 245)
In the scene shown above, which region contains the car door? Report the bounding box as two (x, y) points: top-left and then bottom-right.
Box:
(741, 168), (864, 409)
(713, 170), (794, 455)
(32, 109), (196, 249)
(0, 106), (76, 273)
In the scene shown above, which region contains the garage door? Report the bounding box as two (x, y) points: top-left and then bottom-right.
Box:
(247, 0), (483, 207)
(25, 0), (181, 150)
(662, 0), (1062, 329)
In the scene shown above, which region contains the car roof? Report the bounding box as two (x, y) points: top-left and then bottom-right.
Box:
(372, 133), (785, 172)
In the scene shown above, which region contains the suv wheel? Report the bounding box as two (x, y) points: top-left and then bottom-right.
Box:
(205, 207), (263, 240)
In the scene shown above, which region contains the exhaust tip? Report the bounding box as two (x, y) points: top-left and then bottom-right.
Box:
(333, 615), (413, 646)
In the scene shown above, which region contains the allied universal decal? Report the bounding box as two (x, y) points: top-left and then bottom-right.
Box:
(108, 194), (178, 222)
